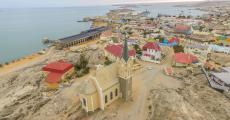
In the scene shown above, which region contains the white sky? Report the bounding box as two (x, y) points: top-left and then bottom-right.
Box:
(0, 0), (206, 8)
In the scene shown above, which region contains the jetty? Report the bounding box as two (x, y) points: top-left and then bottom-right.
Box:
(56, 27), (108, 49)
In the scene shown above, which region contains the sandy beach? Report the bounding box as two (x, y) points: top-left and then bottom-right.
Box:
(0, 47), (55, 77)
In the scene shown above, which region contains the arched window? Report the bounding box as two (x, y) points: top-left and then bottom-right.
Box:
(115, 89), (118, 96)
(83, 98), (86, 107)
(105, 95), (108, 103)
(110, 92), (113, 100)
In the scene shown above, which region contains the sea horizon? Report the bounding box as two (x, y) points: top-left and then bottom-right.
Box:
(0, 3), (204, 64)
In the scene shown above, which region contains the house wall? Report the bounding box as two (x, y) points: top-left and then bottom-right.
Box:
(104, 51), (136, 62)
(103, 83), (121, 107)
(141, 49), (162, 63)
(61, 67), (74, 82)
(80, 92), (100, 112)
(43, 67), (73, 89)
(174, 62), (187, 67)
(80, 77), (120, 112)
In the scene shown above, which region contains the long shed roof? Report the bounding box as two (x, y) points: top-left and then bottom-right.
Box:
(59, 27), (108, 43)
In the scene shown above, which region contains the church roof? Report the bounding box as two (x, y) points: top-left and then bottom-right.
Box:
(78, 63), (120, 95)
(96, 63), (119, 91)
(77, 77), (97, 95)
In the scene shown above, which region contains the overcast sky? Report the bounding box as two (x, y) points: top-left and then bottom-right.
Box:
(0, 0), (206, 8)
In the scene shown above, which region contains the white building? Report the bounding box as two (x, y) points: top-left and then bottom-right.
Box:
(141, 42), (162, 63)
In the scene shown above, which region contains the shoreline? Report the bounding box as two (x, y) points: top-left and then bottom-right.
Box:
(0, 47), (54, 77)
(0, 4), (203, 65)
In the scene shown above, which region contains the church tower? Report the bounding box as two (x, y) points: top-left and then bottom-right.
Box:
(119, 37), (133, 101)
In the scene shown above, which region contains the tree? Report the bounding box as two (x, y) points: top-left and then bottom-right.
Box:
(111, 37), (118, 43)
(104, 57), (112, 65)
(173, 45), (184, 53)
(74, 54), (90, 77)
(133, 44), (142, 55)
(142, 30), (148, 38)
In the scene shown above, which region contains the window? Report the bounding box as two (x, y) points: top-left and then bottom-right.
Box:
(105, 95), (108, 103)
(83, 98), (86, 107)
(115, 89), (118, 96)
(110, 92), (113, 100)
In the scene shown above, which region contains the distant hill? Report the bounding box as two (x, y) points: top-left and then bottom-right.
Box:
(193, 0), (230, 7)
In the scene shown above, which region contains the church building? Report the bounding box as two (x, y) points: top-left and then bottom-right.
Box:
(78, 39), (133, 112)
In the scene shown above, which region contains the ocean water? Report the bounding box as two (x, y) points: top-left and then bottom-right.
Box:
(0, 4), (203, 64)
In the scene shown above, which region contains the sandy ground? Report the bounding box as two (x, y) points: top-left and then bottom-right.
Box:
(211, 53), (230, 67)
(0, 47), (55, 77)
(0, 44), (230, 120)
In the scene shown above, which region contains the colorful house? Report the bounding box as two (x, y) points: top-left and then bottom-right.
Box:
(104, 44), (136, 61)
(141, 42), (162, 63)
(175, 24), (192, 35)
(169, 37), (180, 44)
(42, 60), (74, 89)
(209, 44), (230, 54)
(160, 37), (179, 47)
(173, 53), (199, 67)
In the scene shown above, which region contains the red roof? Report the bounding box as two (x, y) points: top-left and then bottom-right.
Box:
(43, 60), (73, 74)
(101, 30), (112, 37)
(174, 53), (198, 64)
(46, 72), (63, 83)
(169, 37), (180, 43)
(175, 24), (191, 32)
(143, 42), (161, 51)
(105, 44), (136, 58)
(43, 60), (73, 84)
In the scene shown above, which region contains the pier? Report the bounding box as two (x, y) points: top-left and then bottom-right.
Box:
(56, 27), (108, 49)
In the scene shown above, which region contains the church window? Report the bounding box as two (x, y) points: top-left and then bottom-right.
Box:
(115, 89), (118, 96)
(83, 98), (86, 107)
(110, 92), (113, 100)
(105, 95), (108, 103)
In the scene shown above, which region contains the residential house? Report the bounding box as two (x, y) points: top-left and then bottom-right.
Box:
(42, 60), (74, 89)
(173, 53), (199, 67)
(188, 34), (215, 43)
(104, 44), (136, 62)
(175, 24), (193, 35)
(141, 42), (162, 63)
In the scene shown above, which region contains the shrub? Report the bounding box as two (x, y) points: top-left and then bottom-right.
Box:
(104, 57), (112, 65)
(74, 54), (90, 77)
(133, 44), (142, 55)
(173, 45), (184, 53)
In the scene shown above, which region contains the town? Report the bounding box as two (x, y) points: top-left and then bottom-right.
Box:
(0, 1), (230, 120)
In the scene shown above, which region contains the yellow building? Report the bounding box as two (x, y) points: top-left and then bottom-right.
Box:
(78, 39), (133, 112)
